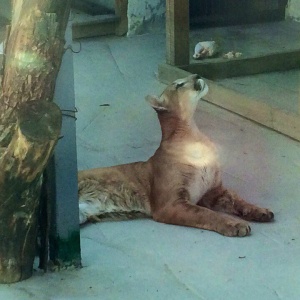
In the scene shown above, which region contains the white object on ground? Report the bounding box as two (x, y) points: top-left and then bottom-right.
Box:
(193, 41), (219, 59)
(223, 51), (242, 59)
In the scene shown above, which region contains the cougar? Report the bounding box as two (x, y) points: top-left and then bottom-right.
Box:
(78, 74), (274, 237)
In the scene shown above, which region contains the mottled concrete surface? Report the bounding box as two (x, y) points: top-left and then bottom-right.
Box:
(1, 32), (300, 300)
(127, 0), (165, 35)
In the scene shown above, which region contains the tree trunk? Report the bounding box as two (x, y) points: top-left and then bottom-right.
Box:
(0, 0), (71, 145)
(0, 0), (71, 283)
(0, 100), (62, 283)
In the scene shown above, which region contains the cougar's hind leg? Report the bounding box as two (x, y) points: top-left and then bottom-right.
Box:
(197, 185), (274, 222)
(78, 178), (110, 224)
(78, 177), (151, 224)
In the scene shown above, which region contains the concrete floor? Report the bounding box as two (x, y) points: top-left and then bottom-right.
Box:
(216, 69), (300, 114)
(1, 32), (300, 299)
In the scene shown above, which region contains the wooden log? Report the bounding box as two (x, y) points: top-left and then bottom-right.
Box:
(182, 49), (300, 80)
(72, 14), (119, 39)
(166, 0), (190, 66)
(0, 0), (71, 146)
(0, 0), (71, 283)
(0, 100), (62, 283)
(115, 0), (128, 36)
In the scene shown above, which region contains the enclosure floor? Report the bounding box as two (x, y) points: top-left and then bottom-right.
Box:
(1, 32), (300, 300)
(216, 68), (300, 114)
(190, 20), (300, 113)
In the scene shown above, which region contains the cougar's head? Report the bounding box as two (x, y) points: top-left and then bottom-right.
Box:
(146, 74), (208, 121)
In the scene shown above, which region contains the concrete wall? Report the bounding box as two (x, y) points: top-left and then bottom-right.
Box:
(286, 0), (300, 21)
(91, 0), (115, 12)
(78, 0), (166, 35)
(127, 0), (165, 35)
(0, 0), (11, 21)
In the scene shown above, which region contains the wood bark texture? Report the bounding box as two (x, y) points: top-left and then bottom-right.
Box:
(0, 100), (62, 283)
(0, 0), (71, 283)
(0, 0), (70, 146)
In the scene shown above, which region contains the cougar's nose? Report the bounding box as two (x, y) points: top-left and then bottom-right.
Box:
(192, 74), (201, 90)
(190, 74), (200, 81)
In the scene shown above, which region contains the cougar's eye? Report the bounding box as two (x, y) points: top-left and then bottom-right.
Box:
(175, 82), (185, 90)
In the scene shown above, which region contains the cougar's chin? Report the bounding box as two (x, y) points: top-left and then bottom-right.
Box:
(197, 79), (209, 99)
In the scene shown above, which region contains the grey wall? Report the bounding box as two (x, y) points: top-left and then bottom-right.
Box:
(89, 0), (115, 12)
(127, 0), (165, 35)
(75, 0), (166, 35)
(286, 0), (300, 21)
(0, 0), (11, 21)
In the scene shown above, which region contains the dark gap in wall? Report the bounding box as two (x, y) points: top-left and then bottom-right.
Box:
(189, 0), (288, 28)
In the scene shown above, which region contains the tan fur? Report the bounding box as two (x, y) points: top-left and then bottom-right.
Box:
(78, 74), (274, 237)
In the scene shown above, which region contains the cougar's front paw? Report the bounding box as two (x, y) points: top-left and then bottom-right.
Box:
(219, 220), (251, 237)
(255, 208), (274, 222)
(244, 207), (274, 222)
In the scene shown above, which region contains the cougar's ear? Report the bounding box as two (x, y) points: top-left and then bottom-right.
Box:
(145, 95), (168, 112)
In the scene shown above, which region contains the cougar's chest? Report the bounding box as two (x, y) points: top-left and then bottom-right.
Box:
(183, 142), (219, 203)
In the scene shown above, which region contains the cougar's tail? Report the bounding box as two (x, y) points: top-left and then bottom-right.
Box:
(78, 178), (151, 224)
